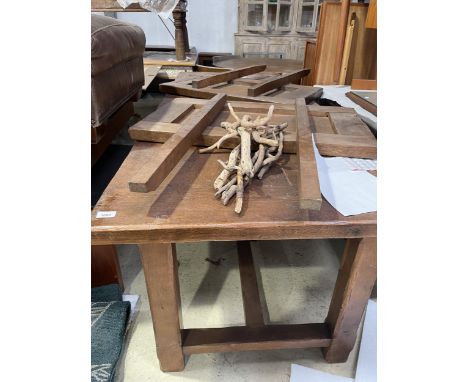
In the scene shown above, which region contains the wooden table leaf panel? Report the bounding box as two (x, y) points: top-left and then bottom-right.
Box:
(92, 136), (377, 371)
(160, 66), (324, 104)
(129, 97), (377, 159)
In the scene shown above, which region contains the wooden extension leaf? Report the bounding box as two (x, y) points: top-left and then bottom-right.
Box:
(295, 99), (322, 210)
(160, 68), (322, 104)
(192, 65), (266, 89)
(247, 69), (310, 97)
(129, 98), (376, 159)
(128, 93), (227, 193)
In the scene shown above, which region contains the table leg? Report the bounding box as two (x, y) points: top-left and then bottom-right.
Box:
(323, 237), (377, 363)
(139, 243), (185, 372)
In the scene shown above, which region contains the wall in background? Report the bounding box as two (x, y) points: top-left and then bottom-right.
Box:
(115, 0), (238, 53)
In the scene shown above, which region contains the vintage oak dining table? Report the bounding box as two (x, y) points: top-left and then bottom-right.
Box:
(91, 139), (377, 372)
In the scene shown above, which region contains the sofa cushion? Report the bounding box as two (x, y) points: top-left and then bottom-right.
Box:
(91, 15), (146, 127)
(91, 15), (146, 77)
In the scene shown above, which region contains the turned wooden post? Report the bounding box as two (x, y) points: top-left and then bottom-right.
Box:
(173, 0), (189, 61)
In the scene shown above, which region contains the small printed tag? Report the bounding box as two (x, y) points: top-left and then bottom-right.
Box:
(96, 211), (117, 218)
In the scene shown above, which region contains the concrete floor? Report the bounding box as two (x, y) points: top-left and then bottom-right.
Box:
(114, 239), (365, 382)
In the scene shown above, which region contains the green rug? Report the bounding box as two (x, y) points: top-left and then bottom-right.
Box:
(91, 284), (130, 382)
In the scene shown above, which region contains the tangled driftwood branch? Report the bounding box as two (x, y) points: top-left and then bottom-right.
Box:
(199, 103), (286, 214)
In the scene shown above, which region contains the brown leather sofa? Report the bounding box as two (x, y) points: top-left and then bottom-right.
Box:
(91, 15), (146, 165)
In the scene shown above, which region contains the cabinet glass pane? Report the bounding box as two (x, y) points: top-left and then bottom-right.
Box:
(278, 5), (290, 27)
(267, 4), (277, 31)
(247, 4), (264, 27)
(300, 5), (315, 28)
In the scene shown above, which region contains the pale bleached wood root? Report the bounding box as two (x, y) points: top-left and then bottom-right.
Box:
(213, 145), (240, 190)
(199, 104), (285, 214)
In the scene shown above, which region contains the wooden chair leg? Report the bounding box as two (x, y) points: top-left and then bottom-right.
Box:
(323, 237), (377, 363)
(139, 243), (185, 372)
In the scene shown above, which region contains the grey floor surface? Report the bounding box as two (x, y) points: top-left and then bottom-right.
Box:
(114, 239), (365, 382)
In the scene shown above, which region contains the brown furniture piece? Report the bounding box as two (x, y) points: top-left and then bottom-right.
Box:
(311, 2), (377, 85)
(235, 0), (322, 60)
(160, 65), (323, 104)
(91, 245), (124, 290)
(91, 15), (145, 165)
(128, 97), (377, 159)
(91, 96), (377, 372)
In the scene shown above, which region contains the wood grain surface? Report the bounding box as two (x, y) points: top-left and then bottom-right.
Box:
(237, 241), (264, 327)
(323, 237), (377, 362)
(351, 79), (377, 90)
(346, 91), (377, 116)
(128, 94), (226, 192)
(295, 98), (322, 210)
(314, 3), (377, 85)
(192, 65), (266, 89)
(129, 98), (376, 159)
(247, 69), (310, 97)
(139, 243), (185, 371)
(181, 323), (331, 354)
(92, 141), (376, 245)
(160, 70), (322, 104)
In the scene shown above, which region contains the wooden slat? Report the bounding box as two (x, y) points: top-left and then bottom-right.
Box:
(346, 91), (377, 116)
(338, 18), (355, 85)
(334, 0), (351, 83)
(143, 99), (194, 123)
(237, 241), (264, 327)
(314, 133), (377, 159)
(247, 69), (310, 97)
(351, 79), (377, 90)
(192, 65), (266, 89)
(128, 93), (227, 192)
(182, 323), (331, 354)
(296, 98), (322, 210)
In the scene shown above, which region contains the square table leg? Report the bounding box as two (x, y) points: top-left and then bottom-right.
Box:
(323, 237), (377, 363)
(139, 242), (185, 372)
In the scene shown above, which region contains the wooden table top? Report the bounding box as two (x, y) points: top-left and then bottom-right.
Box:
(91, 142), (376, 245)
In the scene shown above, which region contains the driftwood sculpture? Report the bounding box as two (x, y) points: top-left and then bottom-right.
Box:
(199, 103), (286, 214)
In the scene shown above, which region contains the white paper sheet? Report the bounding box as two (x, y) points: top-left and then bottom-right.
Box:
(313, 138), (377, 216)
(355, 300), (377, 382)
(290, 364), (354, 382)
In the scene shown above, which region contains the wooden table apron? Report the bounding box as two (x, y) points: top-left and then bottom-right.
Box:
(91, 142), (376, 372)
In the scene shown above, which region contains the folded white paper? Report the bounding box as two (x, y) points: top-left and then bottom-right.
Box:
(313, 138), (377, 216)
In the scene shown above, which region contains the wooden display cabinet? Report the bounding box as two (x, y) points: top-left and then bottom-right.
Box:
(235, 0), (322, 60)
